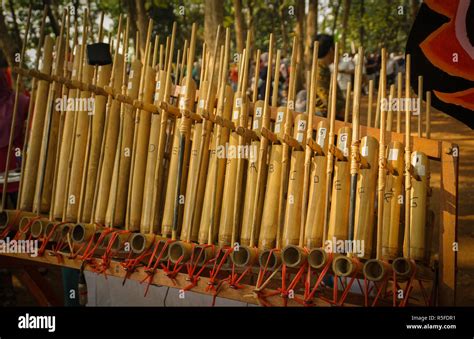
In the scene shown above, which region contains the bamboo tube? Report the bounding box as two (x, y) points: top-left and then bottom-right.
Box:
(405, 151), (429, 260)
(344, 82), (351, 123)
(199, 38), (233, 245)
(168, 25), (199, 262)
(52, 44), (83, 220)
(163, 25), (197, 240)
(300, 41), (319, 248)
(281, 115), (307, 266)
(49, 15), (74, 219)
(18, 36), (54, 211)
(425, 91), (431, 138)
(14, 6), (43, 211)
(230, 36), (252, 249)
(240, 48), (273, 249)
(404, 54), (412, 259)
(327, 126), (352, 242)
(140, 69), (172, 233)
(106, 55), (143, 227)
(304, 121), (329, 248)
(179, 40), (188, 84)
(367, 79), (374, 127)
(65, 63), (94, 221)
(218, 43), (251, 248)
(92, 17), (125, 225)
(34, 10), (67, 214)
(276, 37), (298, 250)
(386, 84), (395, 132)
(352, 135), (379, 258)
(75, 12), (107, 222)
(79, 68), (112, 222)
(127, 20), (156, 231)
(63, 11), (91, 222)
(396, 72), (402, 133)
(253, 43), (280, 251)
(363, 49), (391, 281)
(331, 46), (366, 276)
(417, 75), (423, 137)
(181, 27), (220, 244)
(150, 22), (177, 232)
(199, 29), (232, 246)
(374, 76), (382, 129)
(382, 141), (404, 259)
(240, 49), (263, 246)
(321, 43), (340, 244)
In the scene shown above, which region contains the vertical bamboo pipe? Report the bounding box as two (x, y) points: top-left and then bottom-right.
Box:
(182, 27), (220, 242)
(374, 75), (382, 129)
(417, 75), (423, 137)
(64, 10), (92, 222)
(299, 41), (320, 250)
(79, 23), (113, 223)
(256, 43), (283, 250)
(127, 20), (156, 231)
(34, 10), (67, 214)
(150, 22), (177, 232)
(396, 72), (402, 133)
(375, 48), (387, 260)
(344, 82), (351, 123)
(164, 23), (197, 241)
(92, 17), (124, 224)
(304, 121), (329, 248)
(52, 43), (83, 220)
(106, 24), (143, 227)
(49, 11), (71, 220)
(381, 140), (404, 259)
(276, 37), (298, 251)
(367, 79), (374, 128)
(240, 48), (263, 246)
(230, 35), (252, 247)
(386, 84), (395, 132)
(406, 151), (429, 260)
(321, 43), (340, 244)
(18, 36), (54, 211)
(140, 71), (171, 233)
(15, 6), (45, 210)
(425, 91), (431, 139)
(218, 40), (250, 247)
(199, 30), (233, 245)
(404, 54), (412, 259)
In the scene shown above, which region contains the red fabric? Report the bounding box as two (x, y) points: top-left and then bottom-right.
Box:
(0, 68), (29, 193)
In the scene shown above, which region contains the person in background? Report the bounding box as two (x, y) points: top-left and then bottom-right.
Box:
(387, 52), (397, 85)
(0, 67), (28, 207)
(337, 52), (355, 99)
(314, 34), (344, 119)
(0, 64), (29, 307)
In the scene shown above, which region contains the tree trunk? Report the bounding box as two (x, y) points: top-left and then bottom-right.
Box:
(304, 0), (318, 81)
(359, 0), (365, 47)
(294, 0), (305, 92)
(331, 1), (341, 36)
(341, 0), (351, 52)
(204, 0), (224, 55)
(135, 0), (148, 61)
(233, 0), (246, 53)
